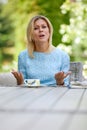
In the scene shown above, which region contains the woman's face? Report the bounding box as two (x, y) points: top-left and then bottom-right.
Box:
(32, 18), (50, 44)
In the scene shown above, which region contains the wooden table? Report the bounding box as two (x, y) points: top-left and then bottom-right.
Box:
(0, 85), (87, 130)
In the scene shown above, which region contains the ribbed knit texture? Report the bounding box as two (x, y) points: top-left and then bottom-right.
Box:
(18, 48), (70, 86)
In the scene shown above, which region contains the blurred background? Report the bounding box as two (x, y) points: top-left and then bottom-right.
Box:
(0, 0), (87, 77)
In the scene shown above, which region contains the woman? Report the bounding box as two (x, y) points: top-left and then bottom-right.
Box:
(18, 15), (71, 87)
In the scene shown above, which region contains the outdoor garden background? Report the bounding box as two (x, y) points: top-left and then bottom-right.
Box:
(0, 0), (87, 77)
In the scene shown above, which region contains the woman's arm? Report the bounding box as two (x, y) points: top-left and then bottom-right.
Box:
(55, 51), (71, 86)
(18, 52), (27, 79)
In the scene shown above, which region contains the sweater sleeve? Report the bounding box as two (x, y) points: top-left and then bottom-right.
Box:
(18, 52), (27, 79)
(61, 51), (70, 87)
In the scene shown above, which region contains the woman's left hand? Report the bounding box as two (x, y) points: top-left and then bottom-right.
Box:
(11, 71), (24, 85)
(55, 71), (71, 85)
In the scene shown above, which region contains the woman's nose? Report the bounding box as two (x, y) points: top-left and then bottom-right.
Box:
(39, 27), (43, 31)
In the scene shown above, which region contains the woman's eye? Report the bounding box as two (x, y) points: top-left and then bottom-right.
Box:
(34, 27), (38, 30)
(42, 26), (47, 28)
(34, 25), (47, 30)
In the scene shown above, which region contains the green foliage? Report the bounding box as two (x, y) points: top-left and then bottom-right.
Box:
(0, 3), (15, 71)
(59, 1), (87, 63)
(0, 0), (87, 72)
(0, 4), (14, 47)
(36, 0), (68, 46)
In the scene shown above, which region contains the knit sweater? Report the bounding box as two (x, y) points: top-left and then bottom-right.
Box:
(18, 48), (70, 86)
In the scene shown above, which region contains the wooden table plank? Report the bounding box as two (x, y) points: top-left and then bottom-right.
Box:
(0, 86), (19, 95)
(53, 89), (84, 112)
(0, 87), (33, 105)
(0, 110), (71, 130)
(0, 87), (53, 110)
(67, 114), (87, 130)
(0, 112), (41, 130)
(79, 89), (87, 111)
(26, 87), (68, 110)
(0, 86), (87, 130)
(29, 113), (71, 130)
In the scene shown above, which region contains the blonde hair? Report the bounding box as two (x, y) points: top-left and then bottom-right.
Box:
(26, 15), (53, 58)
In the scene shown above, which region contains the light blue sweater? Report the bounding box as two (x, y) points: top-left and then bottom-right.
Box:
(18, 48), (70, 87)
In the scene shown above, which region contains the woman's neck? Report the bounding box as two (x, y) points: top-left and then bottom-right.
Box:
(34, 42), (49, 52)
(34, 43), (55, 53)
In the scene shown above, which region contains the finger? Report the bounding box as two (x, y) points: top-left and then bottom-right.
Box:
(55, 71), (64, 80)
(12, 72), (22, 85)
(11, 69), (17, 72)
(12, 71), (18, 79)
(12, 72), (19, 84)
(64, 71), (72, 78)
(19, 73), (24, 84)
(17, 72), (23, 85)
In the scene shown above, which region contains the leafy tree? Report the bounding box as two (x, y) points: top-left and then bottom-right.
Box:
(59, 0), (87, 63)
(0, 3), (14, 71)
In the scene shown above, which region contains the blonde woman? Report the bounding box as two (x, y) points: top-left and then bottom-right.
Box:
(18, 15), (71, 87)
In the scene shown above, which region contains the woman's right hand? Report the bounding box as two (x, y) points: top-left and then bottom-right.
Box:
(55, 71), (71, 85)
(11, 71), (24, 85)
